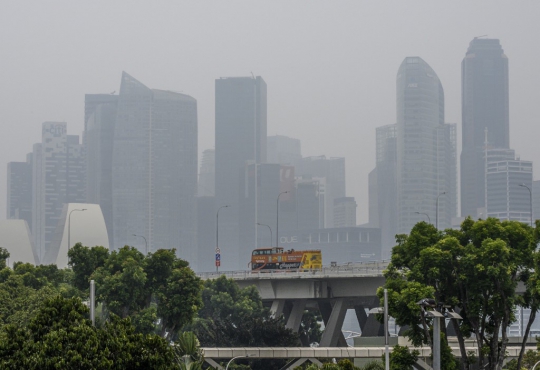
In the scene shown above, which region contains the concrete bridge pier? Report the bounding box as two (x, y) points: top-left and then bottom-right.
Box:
(319, 300), (348, 346)
(285, 300), (307, 331)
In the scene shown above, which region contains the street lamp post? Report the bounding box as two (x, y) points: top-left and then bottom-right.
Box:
(519, 183), (533, 227)
(417, 299), (462, 370)
(225, 355), (254, 370)
(276, 191), (289, 247)
(436, 192), (446, 230)
(532, 360), (540, 370)
(414, 211), (431, 224)
(257, 223), (273, 247)
(132, 234), (148, 254)
(369, 289), (390, 370)
(68, 208), (87, 250)
(216, 205), (230, 272)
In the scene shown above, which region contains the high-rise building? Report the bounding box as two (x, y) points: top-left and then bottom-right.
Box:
(334, 197), (357, 228)
(196, 196), (216, 272)
(295, 177), (323, 231)
(112, 72), (198, 263)
(461, 38), (509, 218)
(214, 76), (267, 270)
(32, 122), (85, 262)
(533, 180), (540, 223)
(84, 94), (118, 245)
(7, 154), (33, 229)
(267, 135), (302, 165)
(486, 149), (533, 223)
(238, 163), (280, 267)
(198, 149), (215, 197)
(296, 156), (345, 228)
(371, 124), (398, 256)
(396, 57), (457, 233)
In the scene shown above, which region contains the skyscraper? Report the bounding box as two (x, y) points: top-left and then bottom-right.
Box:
(7, 154), (33, 229)
(485, 149), (533, 223)
(396, 57), (457, 232)
(32, 122), (85, 262)
(198, 149), (215, 197)
(461, 38), (509, 218)
(214, 76), (267, 270)
(371, 124), (398, 256)
(296, 156), (345, 228)
(112, 72), (198, 262)
(84, 94), (118, 244)
(333, 197), (357, 228)
(267, 135), (302, 166)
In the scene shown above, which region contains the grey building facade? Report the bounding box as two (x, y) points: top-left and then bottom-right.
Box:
(267, 135), (302, 166)
(296, 156), (345, 228)
(112, 72), (198, 263)
(7, 155), (33, 229)
(84, 94), (118, 245)
(396, 57), (457, 233)
(334, 197), (357, 228)
(486, 149), (533, 223)
(461, 38), (509, 218)
(198, 149), (215, 197)
(32, 122), (85, 262)
(214, 76), (267, 270)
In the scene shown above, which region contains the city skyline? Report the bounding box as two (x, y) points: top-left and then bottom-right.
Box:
(2, 2), (539, 224)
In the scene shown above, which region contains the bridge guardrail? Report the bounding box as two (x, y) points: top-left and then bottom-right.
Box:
(197, 262), (389, 280)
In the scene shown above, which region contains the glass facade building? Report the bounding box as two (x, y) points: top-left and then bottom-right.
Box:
(214, 76), (267, 270)
(112, 72), (198, 263)
(396, 57), (457, 233)
(461, 38), (509, 218)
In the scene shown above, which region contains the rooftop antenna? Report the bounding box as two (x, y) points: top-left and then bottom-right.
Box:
(251, 71), (255, 79)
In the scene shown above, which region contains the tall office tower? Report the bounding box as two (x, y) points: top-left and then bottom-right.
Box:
(296, 156), (345, 228)
(198, 149), (215, 197)
(461, 38), (509, 218)
(32, 122), (85, 262)
(533, 180), (540, 222)
(267, 135), (302, 165)
(196, 196), (216, 272)
(295, 178), (323, 231)
(333, 197), (357, 228)
(372, 124), (398, 256)
(486, 149), (533, 223)
(7, 154), (33, 229)
(367, 168), (378, 228)
(112, 72), (198, 262)
(84, 94), (118, 245)
(214, 76), (267, 270)
(238, 163), (280, 266)
(396, 57), (457, 233)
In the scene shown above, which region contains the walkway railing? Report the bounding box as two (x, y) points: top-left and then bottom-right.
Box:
(197, 260), (390, 280)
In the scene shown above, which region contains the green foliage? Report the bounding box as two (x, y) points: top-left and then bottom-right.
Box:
(502, 349), (540, 369)
(68, 242), (109, 291)
(0, 247), (9, 268)
(387, 344), (418, 370)
(174, 331), (204, 370)
(361, 361), (384, 370)
(192, 276), (299, 370)
(381, 217), (537, 369)
(73, 245), (202, 338)
(0, 295), (179, 369)
(300, 309), (323, 345)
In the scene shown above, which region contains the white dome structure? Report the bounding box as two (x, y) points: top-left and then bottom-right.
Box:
(0, 220), (38, 267)
(43, 203), (109, 268)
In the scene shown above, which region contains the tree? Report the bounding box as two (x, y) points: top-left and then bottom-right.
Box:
(174, 331), (204, 370)
(68, 242), (109, 291)
(192, 276), (299, 370)
(381, 218), (536, 370)
(0, 295), (180, 369)
(387, 344), (418, 370)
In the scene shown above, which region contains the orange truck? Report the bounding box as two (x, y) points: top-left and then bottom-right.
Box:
(251, 247), (322, 271)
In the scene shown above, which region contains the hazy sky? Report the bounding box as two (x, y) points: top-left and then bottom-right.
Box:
(1, 1), (539, 223)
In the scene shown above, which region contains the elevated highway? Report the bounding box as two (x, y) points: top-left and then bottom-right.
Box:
(197, 261), (389, 347)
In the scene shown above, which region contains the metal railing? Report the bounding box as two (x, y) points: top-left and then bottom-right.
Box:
(197, 260), (390, 280)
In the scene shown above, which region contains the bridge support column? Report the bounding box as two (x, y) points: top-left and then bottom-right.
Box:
(287, 358), (322, 369)
(270, 300), (286, 318)
(205, 358), (224, 370)
(285, 299), (306, 332)
(320, 299), (348, 347)
(319, 301), (347, 346)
